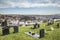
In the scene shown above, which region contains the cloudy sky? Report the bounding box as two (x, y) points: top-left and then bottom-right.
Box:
(0, 0), (60, 15)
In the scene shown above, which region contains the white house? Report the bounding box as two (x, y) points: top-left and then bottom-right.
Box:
(54, 19), (60, 22)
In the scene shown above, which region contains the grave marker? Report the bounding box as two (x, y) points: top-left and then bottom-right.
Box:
(2, 28), (9, 35)
(38, 24), (40, 28)
(1, 19), (10, 35)
(39, 29), (45, 38)
(57, 23), (60, 28)
(33, 23), (40, 29)
(13, 26), (18, 33)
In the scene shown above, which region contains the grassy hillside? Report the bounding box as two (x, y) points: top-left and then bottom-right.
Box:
(0, 21), (60, 40)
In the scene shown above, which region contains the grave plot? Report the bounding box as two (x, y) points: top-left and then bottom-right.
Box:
(25, 29), (45, 39)
(25, 32), (39, 38)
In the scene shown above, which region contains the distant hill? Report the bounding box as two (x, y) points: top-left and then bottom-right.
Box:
(0, 13), (60, 19)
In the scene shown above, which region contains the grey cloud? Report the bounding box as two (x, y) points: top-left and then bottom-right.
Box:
(0, 0), (60, 8)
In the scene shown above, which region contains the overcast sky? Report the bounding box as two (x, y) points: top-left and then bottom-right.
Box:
(0, 0), (60, 15)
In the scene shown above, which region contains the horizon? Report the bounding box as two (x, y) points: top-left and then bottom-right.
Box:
(0, 12), (60, 15)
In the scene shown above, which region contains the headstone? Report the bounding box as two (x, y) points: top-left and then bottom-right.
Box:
(32, 23), (40, 29)
(2, 28), (9, 35)
(1, 22), (5, 26)
(1, 19), (10, 35)
(39, 29), (45, 38)
(33, 23), (38, 29)
(47, 22), (53, 26)
(32, 24), (36, 29)
(13, 26), (18, 33)
(7, 19), (19, 33)
(47, 23), (50, 26)
(57, 23), (60, 28)
(38, 24), (40, 28)
(34, 24), (36, 29)
(4, 20), (7, 26)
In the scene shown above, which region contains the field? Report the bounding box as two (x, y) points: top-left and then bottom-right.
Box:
(0, 21), (60, 40)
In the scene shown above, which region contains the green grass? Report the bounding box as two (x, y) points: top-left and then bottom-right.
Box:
(0, 21), (60, 40)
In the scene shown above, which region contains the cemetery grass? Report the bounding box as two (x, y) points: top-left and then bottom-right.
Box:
(0, 21), (60, 40)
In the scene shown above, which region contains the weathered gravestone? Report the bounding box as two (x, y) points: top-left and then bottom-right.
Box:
(33, 24), (37, 29)
(2, 28), (9, 35)
(47, 22), (53, 26)
(13, 26), (18, 33)
(32, 23), (37, 29)
(39, 29), (45, 38)
(47, 22), (51, 26)
(1, 20), (10, 35)
(12, 20), (19, 33)
(33, 23), (40, 29)
(7, 19), (19, 33)
(57, 23), (60, 28)
(38, 24), (40, 28)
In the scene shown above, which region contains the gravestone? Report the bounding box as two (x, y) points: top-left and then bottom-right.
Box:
(39, 29), (45, 38)
(47, 22), (53, 26)
(2, 28), (9, 35)
(33, 23), (40, 29)
(7, 19), (19, 33)
(1, 19), (10, 35)
(38, 24), (40, 28)
(1, 22), (5, 26)
(34, 24), (36, 29)
(13, 26), (18, 33)
(32, 24), (37, 29)
(57, 23), (60, 28)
